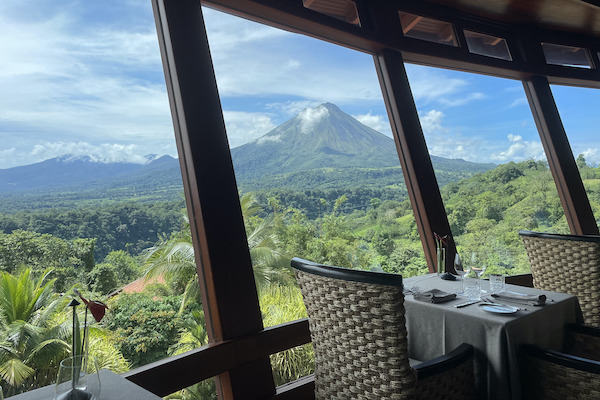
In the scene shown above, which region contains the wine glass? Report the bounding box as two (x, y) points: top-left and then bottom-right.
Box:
(472, 265), (487, 278)
(468, 253), (487, 293)
(466, 252), (486, 278)
(454, 253), (470, 294)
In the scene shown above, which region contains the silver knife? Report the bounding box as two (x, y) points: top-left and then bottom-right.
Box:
(454, 300), (481, 308)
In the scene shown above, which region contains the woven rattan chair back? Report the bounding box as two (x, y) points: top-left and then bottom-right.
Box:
(292, 258), (415, 400)
(520, 230), (600, 326)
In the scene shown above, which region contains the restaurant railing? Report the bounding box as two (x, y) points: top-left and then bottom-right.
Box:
(122, 318), (314, 399)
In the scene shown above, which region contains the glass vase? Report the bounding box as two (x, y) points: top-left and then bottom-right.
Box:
(437, 247), (446, 276)
(55, 354), (100, 400)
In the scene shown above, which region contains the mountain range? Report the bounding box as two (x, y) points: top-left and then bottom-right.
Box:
(0, 103), (495, 211)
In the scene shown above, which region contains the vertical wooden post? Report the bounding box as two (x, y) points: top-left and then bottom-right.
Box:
(374, 48), (456, 273)
(523, 76), (599, 235)
(152, 0), (276, 398)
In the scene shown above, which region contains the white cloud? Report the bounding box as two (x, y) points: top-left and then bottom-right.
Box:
(223, 111), (277, 148)
(491, 134), (545, 162)
(438, 92), (485, 107)
(266, 100), (323, 118)
(257, 134), (282, 145)
(0, 1), (176, 168)
(353, 112), (391, 136)
(508, 97), (528, 108)
(576, 148), (600, 166)
(417, 109), (542, 163)
(298, 106), (329, 134)
(203, 9), (382, 103)
(404, 65), (471, 105)
(30, 142), (151, 164)
(420, 110), (447, 134)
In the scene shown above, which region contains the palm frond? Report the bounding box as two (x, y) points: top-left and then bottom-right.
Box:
(0, 357), (35, 387)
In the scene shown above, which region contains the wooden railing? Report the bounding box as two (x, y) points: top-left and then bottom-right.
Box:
(123, 318), (313, 398)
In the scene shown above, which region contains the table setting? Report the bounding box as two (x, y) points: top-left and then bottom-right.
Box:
(402, 271), (583, 400)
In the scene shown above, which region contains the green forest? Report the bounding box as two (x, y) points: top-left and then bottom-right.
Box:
(0, 156), (598, 399)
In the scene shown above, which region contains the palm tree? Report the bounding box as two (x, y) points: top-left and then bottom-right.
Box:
(143, 193), (291, 311)
(0, 268), (70, 395)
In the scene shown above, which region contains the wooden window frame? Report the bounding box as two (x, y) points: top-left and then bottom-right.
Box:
(121, 1), (600, 399)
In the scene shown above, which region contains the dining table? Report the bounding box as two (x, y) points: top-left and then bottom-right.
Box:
(6, 369), (163, 400)
(403, 273), (583, 400)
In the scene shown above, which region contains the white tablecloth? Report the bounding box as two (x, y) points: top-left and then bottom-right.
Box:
(403, 274), (583, 400)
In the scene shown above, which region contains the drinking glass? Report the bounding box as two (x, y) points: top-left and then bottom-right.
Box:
(489, 274), (505, 293)
(463, 277), (481, 301)
(454, 253), (470, 294)
(55, 355), (100, 400)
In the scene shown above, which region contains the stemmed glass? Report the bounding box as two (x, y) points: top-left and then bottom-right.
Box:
(454, 253), (470, 295)
(470, 252), (487, 279)
(468, 252), (487, 294)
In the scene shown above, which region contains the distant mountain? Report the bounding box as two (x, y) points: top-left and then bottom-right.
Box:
(0, 155), (150, 193)
(232, 102), (495, 190)
(0, 103), (496, 212)
(0, 155), (184, 212)
(231, 103), (399, 180)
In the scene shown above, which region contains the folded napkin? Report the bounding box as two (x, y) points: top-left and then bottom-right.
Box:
(491, 291), (546, 306)
(413, 289), (456, 304)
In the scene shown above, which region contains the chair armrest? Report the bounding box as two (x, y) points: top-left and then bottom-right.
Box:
(414, 343), (473, 380)
(522, 344), (600, 374)
(564, 324), (600, 361)
(414, 343), (476, 400)
(521, 344), (600, 399)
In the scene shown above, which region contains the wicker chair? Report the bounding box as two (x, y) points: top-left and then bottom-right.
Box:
(291, 257), (476, 400)
(520, 343), (600, 400)
(519, 230), (600, 326)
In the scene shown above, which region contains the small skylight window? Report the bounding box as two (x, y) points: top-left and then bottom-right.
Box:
(398, 11), (458, 47)
(303, 0), (360, 26)
(464, 30), (512, 61)
(542, 43), (592, 69)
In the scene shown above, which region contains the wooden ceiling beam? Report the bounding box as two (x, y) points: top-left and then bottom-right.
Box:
(202, 0), (600, 88)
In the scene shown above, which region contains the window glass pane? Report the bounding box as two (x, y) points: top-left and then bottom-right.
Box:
(204, 8), (431, 334)
(0, 0), (203, 396)
(464, 30), (512, 61)
(542, 43), (592, 68)
(398, 11), (458, 46)
(303, 0), (360, 26)
(405, 65), (568, 277)
(551, 85), (600, 226)
(205, 7), (428, 384)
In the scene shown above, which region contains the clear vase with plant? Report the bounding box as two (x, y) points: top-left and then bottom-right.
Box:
(434, 232), (455, 280)
(55, 290), (108, 400)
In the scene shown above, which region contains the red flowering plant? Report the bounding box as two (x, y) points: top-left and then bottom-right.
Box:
(433, 232), (448, 274)
(69, 289), (109, 357)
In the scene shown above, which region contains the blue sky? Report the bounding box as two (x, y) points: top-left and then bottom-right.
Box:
(0, 0), (598, 169)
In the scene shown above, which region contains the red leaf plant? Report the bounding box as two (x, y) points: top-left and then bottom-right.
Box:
(73, 289), (109, 354)
(433, 232), (449, 250)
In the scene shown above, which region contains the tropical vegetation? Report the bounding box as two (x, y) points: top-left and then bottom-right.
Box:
(0, 156), (599, 398)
